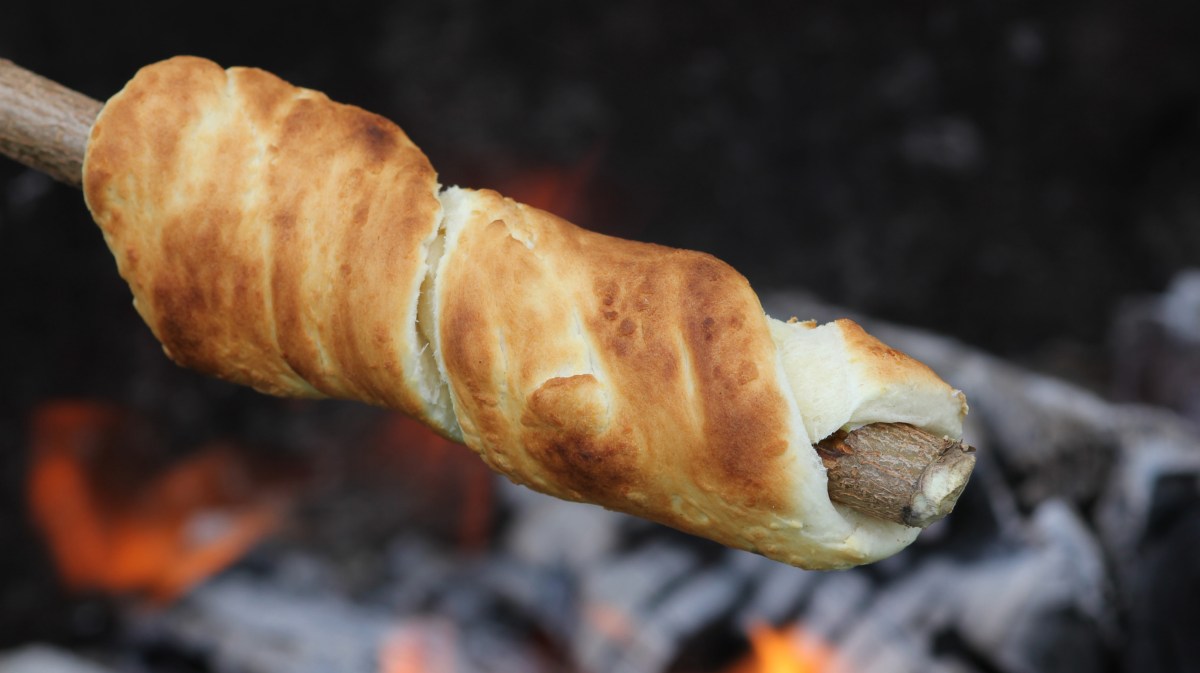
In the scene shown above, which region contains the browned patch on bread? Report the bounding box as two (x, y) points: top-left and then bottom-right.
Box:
(680, 255), (790, 510)
(356, 113), (399, 163)
(519, 375), (637, 497)
(436, 189), (798, 543)
(525, 431), (639, 500)
(525, 375), (608, 431)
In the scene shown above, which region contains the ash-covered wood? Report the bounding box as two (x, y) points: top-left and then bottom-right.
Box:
(817, 423), (976, 528)
(0, 60), (100, 187)
(0, 645), (117, 673)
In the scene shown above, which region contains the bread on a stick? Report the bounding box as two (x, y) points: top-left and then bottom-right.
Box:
(83, 57), (968, 569)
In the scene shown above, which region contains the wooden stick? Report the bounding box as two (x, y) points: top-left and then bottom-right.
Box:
(0, 60), (976, 528)
(0, 59), (101, 187)
(816, 423), (975, 528)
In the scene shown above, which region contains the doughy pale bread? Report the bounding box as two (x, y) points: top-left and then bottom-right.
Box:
(83, 57), (967, 569)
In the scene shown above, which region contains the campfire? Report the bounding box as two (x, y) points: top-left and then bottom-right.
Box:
(3, 280), (1198, 672)
(3, 8), (1200, 671)
(26, 401), (292, 602)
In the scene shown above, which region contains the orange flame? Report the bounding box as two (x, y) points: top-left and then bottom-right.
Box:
(26, 401), (292, 602)
(727, 622), (838, 673)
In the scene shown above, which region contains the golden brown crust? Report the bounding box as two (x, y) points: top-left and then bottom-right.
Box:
(436, 189), (801, 551)
(82, 57), (966, 569)
(83, 56), (448, 428)
(836, 318), (950, 397)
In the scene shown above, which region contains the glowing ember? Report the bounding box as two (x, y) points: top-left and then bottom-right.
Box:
(379, 619), (459, 673)
(26, 401), (292, 602)
(496, 156), (596, 220)
(730, 622), (838, 673)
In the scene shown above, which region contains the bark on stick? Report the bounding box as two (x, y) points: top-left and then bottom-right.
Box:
(0, 59), (101, 187)
(816, 423), (976, 528)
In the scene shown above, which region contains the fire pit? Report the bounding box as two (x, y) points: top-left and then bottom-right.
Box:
(3, 290), (1198, 673)
(3, 3), (1200, 672)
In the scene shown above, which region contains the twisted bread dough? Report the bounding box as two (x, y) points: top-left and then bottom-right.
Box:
(84, 57), (966, 569)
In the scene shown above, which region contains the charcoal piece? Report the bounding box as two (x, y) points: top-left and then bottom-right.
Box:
(1112, 270), (1200, 422)
(454, 621), (561, 673)
(827, 501), (1111, 673)
(0, 645), (116, 673)
(1123, 500), (1200, 673)
(572, 541), (701, 673)
(974, 503), (1112, 673)
(465, 558), (577, 642)
(382, 535), (464, 613)
(733, 555), (819, 627)
(623, 552), (757, 673)
(1094, 416), (1200, 673)
(873, 329), (1119, 510)
(134, 574), (392, 673)
(1096, 406), (1200, 568)
(647, 563), (744, 636)
(801, 571), (874, 642)
(501, 483), (626, 568)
